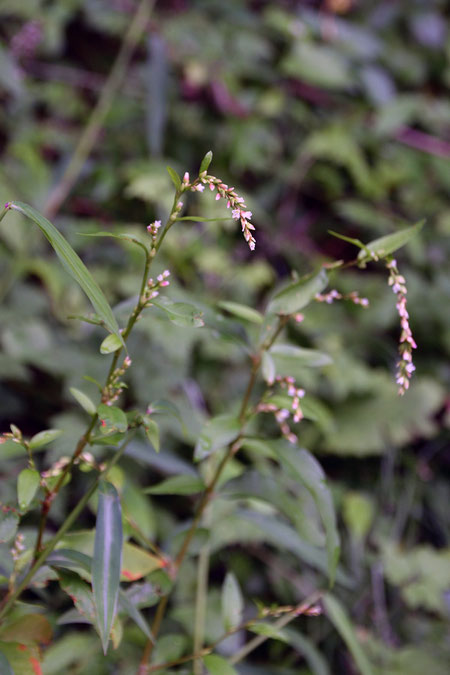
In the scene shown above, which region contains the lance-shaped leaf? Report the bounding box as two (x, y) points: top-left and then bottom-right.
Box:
(267, 268), (328, 315)
(357, 220), (424, 264)
(217, 300), (263, 324)
(199, 150), (213, 174)
(92, 481), (123, 654)
(167, 166), (181, 190)
(100, 334), (123, 354)
(17, 469), (40, 510)
(271, 442), (340, 586)
(323, 593), (374, 675)
(29, 428), (63, 449)
(70, 387), (97, 416)
(144, 475), (205, 495)
(221, 572), (243, 631)
(8, 201), (123, 344)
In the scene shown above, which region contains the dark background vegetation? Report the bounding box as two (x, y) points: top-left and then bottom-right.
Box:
(0, 1), (449, 673)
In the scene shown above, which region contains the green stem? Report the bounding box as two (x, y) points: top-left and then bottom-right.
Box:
(43, 0), (155, 220)
(193, 507), (211, 675)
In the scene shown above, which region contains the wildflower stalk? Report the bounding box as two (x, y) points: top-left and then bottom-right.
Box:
(138, 316), (289, 672)
(30, 187), (186, 563)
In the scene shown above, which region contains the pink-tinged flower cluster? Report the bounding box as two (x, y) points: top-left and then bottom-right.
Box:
(315, 289), (369, 307)
(101, 354), (133, 406)
(386, 259), (416, 395)
(257, 375), (305, 444)
(184, 171), (256, 251)
(141, 269), (170, 305)
(147, 219), (162, 244)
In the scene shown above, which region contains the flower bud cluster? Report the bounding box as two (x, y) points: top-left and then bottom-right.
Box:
(11, 532), (25, 562)
(141, 269), (171, 307)
(147, 219), (162, 245)
(185, 171), (256, 251)
(0, 425), (24, 446)
(315, 289), (369, 307)
(257, 375), (305, 444)
(101, 355), (133, 405)
(41, 451), (97, 485)
(386, 259), (416, 395)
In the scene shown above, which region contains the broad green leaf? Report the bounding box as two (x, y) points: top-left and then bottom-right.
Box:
(323, 593), (374, 675)
(100, 334), (122, 354)
(249, 622), (289, 643)
(261, 351), (275, 385)
(270, 344), (333, 373)
(29, 428), (63, 449)
(0, 511), (19, 543)
(144, 418), (160, 452)
(92, 481), (123, 654)
(271, 442), (340, 586)
(267, 269), (328, 315)
(97, 404), (128, 435)
(199, 150), (213, 174)
(9, 201), (123, 344)
(166, 166), (181, 190)
(0, 651), (13, 675)
(221, 572), (243, 630)
(203, 654), (238, 675)
(144, 475), (205, 495)
(194, 414), (240, 461)
(357, 220), (424, 263)
(17, 469), (40, 510)
(217, 301), (263, 324)
(69, 387), (97, 416)
(153, 300), (204, 328)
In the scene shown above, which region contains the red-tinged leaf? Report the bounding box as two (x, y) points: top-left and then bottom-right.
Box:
(92, 481), (123, 654)
(0, 641), (43, 675)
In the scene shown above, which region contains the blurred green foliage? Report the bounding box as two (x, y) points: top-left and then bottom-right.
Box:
(0, 0), (449, 673)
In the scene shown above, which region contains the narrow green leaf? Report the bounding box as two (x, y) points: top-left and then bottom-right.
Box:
(323, 593), (374, 675)
(97, 404), (128, 435)
(70, 387), (97, 416)
(249, 622), (289, 643)
(100, 334), (123, 354)
(17, 469), (40, 510)
(268, 269), (328, 315)
(9, 201), (123, 344)
(218, 301), (263, 324)
(357, 220), (425, 263)
(92, 481), (123, 654)
(199, 150), (213, 174)
(48, 548), (92, 574)
(166, 166), (181, 190)
(261, 351), (276, 385)
(194, 414), (240, 462)
(203, 654), (238, 675)
(328, 230), (367, 251)
(271, 442), (340, 586)
(81, 231), (149, 256)
(29, 429), (63, 450)
(144, 418), (160, 452)
(221, 572), (243, 631)
(117, 589), (153, 641)
(284, 627), (331, 675)
(144, 475), (205, 495)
